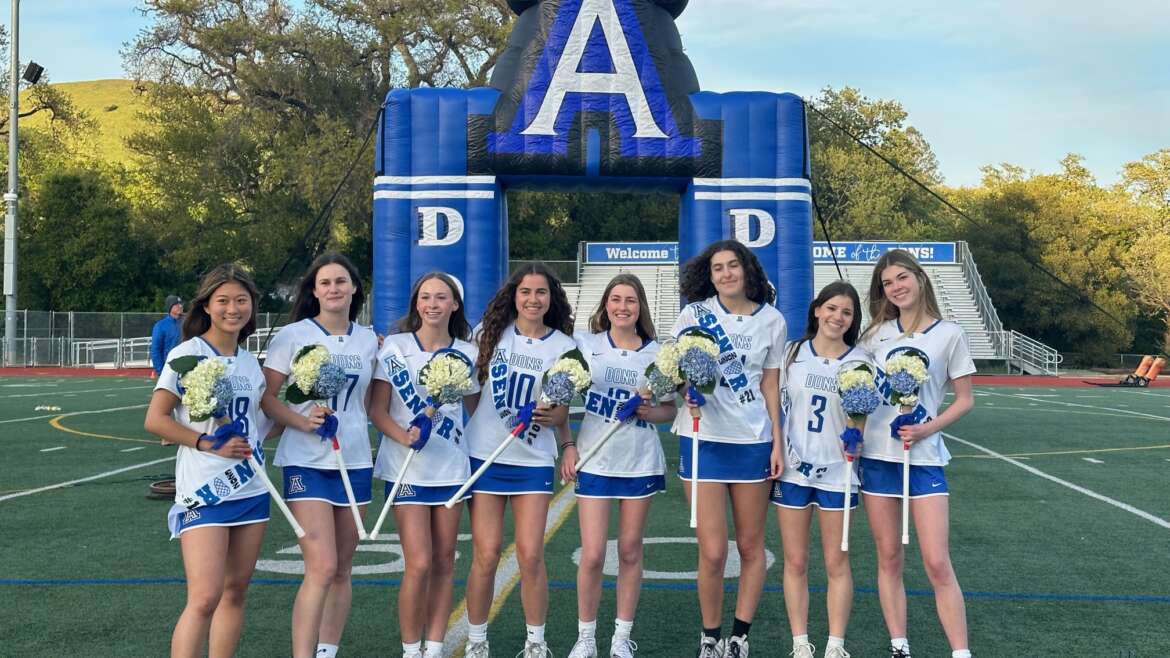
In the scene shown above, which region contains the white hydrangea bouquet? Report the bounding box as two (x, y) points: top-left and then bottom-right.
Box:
(286, 344), (347, 404)
(662, 327), (721, 529)
(540, 348), (591, 406)
(419, 348), (475, 411)
(885, 348), (929, 413)
(169, 355), (233, 422)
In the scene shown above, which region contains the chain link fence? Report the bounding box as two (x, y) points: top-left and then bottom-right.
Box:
(0, 311), (290, 368)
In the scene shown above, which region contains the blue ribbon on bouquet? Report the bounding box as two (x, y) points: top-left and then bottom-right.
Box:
(840, 427), (863, 457)
(315, 414), (340, 441)
(407, 399), (435, 451)
(686, 385), (707, 408)
(207, 419), (247, 450)
(889, 404), (928, 439)
(615, 394), (644, 422)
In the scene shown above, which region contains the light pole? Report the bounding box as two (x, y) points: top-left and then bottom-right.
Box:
(3, 0), (18, 366)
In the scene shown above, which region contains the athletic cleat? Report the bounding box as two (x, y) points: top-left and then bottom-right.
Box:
(790, 641), (815, 658)
(609, 637), (637, 658)
(823, 646), (850, 658)
(889, 647), (911, 658)
(724, 635), (748, 658)
(422, 647), (442, 658)
(465, 640), (490, 658)
(567, 637), (597, 658)
(517, 640), (552, 658)
(696, 635), (722, 658)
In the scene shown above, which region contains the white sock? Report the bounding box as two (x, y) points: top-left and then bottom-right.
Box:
(316, 643), (339, 658)
(793, 634), (810, 647)
(952, 651), (971, 658)
(577, 619), (597, 640)
(424, 640), (444, 657)
(468, 622), (489, 644)
(827, 636), (845, 649)
(891, 637), (910, 652)
(526, 624), (546, 644)
(402, 641), (421, 657)
(613, 618), (634, 640)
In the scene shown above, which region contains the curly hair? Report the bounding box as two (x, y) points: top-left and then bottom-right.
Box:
(785, 280), (863, 371)
(474, 263), (575, 383)
(394, 272), (471, 341)
(182, 263), (259, 344)
(679, 240), (775, 305)
(588, 273), (656, 340)
(860, 249), (943, 341)
(291, 252), (365, 323)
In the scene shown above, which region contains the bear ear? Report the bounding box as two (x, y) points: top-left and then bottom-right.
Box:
(653, 0), (688, 19)
(506, 0), (538, 14)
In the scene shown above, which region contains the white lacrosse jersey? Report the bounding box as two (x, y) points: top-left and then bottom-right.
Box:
(465, 324), (577, 468)
(267, 318), (378, 470)
(670, 296), (787, 444)
(859, 319), (977, 466)
(372, 333), (480, 487)
(780, 341), (874, 492)
(573, 331), (666, 478)
(156, 337), (268, 502)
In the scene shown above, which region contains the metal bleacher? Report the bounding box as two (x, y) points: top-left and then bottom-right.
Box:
(561, 241), (1062, 375)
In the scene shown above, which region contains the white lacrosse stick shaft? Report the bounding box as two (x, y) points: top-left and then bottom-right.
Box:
(370, 448), (417, 540)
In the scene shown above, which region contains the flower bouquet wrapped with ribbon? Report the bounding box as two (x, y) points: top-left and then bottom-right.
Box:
(167, 354), (304, 538)
(540, 348), (591, 407)
(836, 360), (881, 551)
(661, 327), (720, 528)
(883, 347), (930, 545)
(287, 344), (366, 537)
(371, 348), (473, 538)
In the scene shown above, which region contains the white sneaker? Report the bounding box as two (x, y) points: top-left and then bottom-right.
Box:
(517, 641), (552, 658)
(403, 651), (423, 658)
(609, 637), (637, 658)
(723, 635), (748, 658)
(567, 637), (597, 658)
(465, 640), (490, 658)
(823, 646), (850, 658)
(790, 642), (815, 658)
(696, 635), (722, 658)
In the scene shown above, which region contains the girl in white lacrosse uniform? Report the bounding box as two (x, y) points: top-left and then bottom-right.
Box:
(463, 263), (575, 658)
(857, 249), (976, 658)
(369, 273), (479, 658)
(773, 281), (871, 658)
(561, 274), (676, 658)
(675, 240), (787, 658)
(145, 263), (268, 658)
(260, 253), (378, 658)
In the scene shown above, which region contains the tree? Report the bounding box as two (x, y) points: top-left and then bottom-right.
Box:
(1120, 149), (1170, 351)
(20, 169), (161, 311)
(807, 86), (948, 241)
(123, 0), (515, 294)
(959, 157), (1142, 362)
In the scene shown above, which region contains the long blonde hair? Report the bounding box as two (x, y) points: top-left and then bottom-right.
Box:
(861, 249), (943, 340)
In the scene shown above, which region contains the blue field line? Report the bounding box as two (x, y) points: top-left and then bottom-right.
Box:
(4, 576), (1170, 604)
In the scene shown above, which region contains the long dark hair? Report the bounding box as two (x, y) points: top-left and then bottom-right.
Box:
(588, 273), (656, 341)
(679, 240), (775, 305)
(182, 263), (259, 344)
(291, 252), (365, 322)
(785, 281), (863, 371)
(474, 263), (574, 383)
(395, 272), (471, 341)
(860, 249), (943, 341)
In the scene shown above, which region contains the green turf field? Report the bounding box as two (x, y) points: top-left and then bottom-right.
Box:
(1, 376), (1168, 656)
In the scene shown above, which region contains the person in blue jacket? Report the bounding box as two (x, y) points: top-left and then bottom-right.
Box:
(151, 295), (184, 376)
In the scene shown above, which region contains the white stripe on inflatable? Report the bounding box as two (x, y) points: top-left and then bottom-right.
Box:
(693, 191), (812, 202)
(374, 175), (496, 185)
(374, 190), (496, 200)
(692, 177), (811, 188)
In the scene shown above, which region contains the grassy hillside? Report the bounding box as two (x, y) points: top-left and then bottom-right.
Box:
(20, 79), (150, 165)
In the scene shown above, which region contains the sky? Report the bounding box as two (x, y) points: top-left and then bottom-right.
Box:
(6, 0), (1168, 188)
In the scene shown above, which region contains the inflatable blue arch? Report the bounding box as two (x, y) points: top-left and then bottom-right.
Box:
(372, 0), (812, 336)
